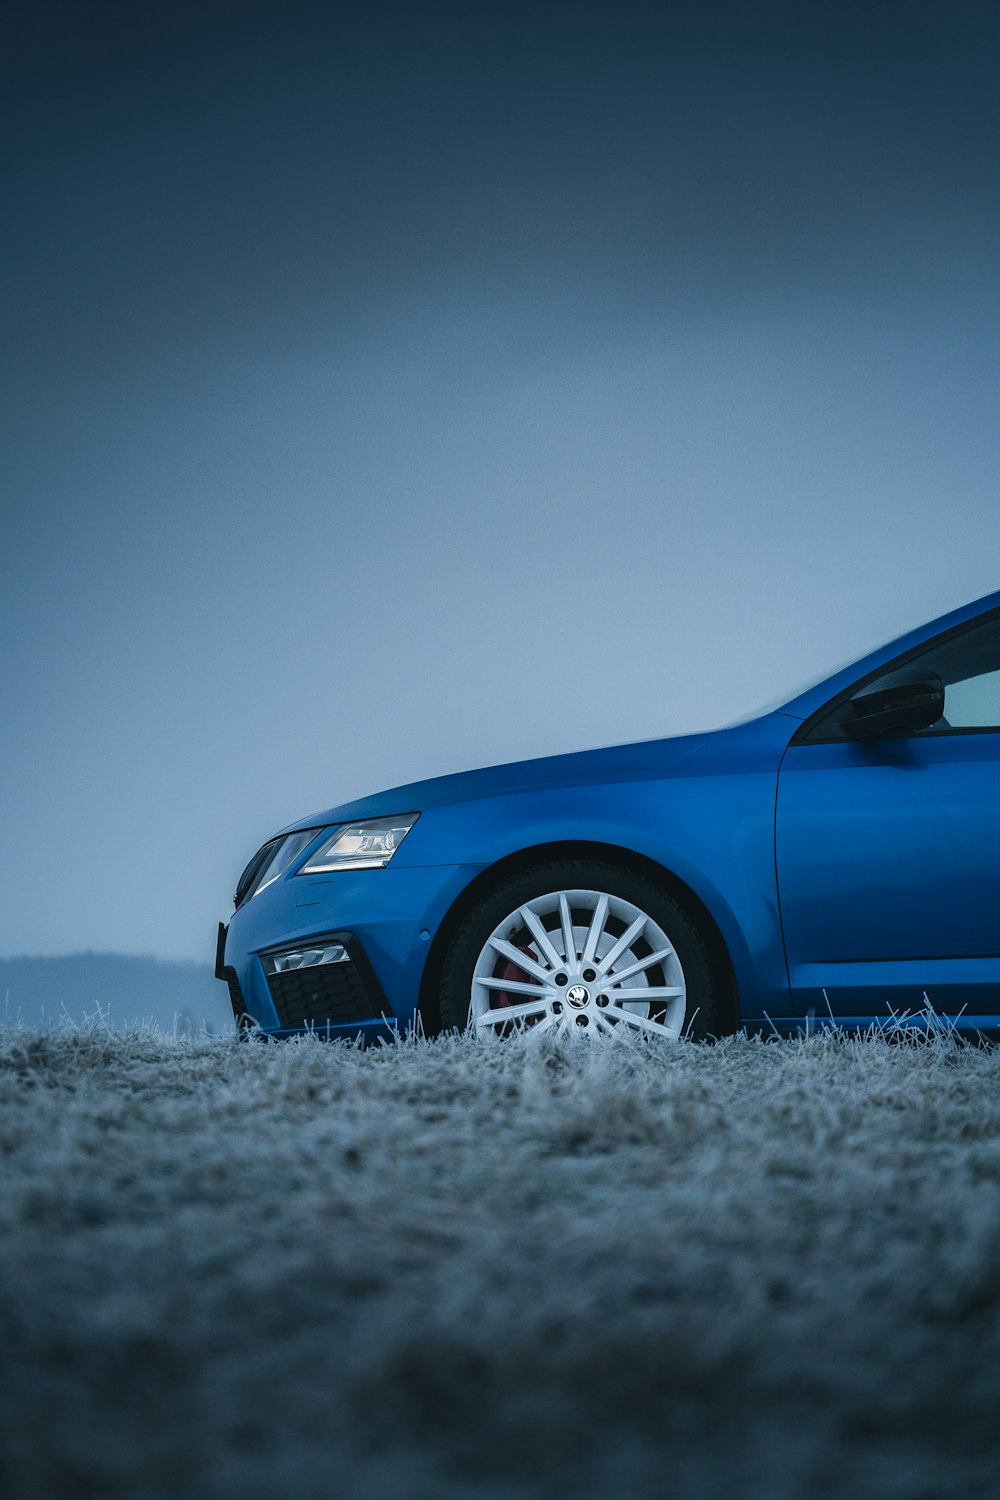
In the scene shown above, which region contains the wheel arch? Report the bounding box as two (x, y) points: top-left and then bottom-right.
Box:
(417, 839), (740, 1036)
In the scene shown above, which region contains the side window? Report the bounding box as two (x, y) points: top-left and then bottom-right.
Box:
(944, 666), (1000, 728)
(805, 612), (1000, 740)
(913, 617), (1000, 731)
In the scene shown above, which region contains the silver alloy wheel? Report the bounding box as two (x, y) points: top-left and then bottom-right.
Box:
(470, 888), (687, 1040)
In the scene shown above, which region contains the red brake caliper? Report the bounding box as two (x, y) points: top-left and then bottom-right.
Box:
(496, 946), (540, 1012)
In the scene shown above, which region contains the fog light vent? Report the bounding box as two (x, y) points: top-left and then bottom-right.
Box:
(262, 943), (349, 976)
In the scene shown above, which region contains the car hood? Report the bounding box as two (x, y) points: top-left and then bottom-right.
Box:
(280, 730), (719, 833)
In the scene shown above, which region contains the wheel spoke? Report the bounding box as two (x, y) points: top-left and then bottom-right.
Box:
(478, 976), (550, 996)
(527, 1013), (557, 1037)
(487, 937), (550, 982)
(605, 1002), (678, 1037)
(518, 906), (563, 970)
(581, 893), (610, 966)
(476, 997), (550, 1028)
(558, 892), (576, 965)
(596, 915), (647, 976)
(606, 947), (674, 985)
(609, 986), (685, 1002)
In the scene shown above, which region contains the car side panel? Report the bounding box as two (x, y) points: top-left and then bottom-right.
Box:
(776, 731), (1000, 1014)
(393, 714), (795, 1020)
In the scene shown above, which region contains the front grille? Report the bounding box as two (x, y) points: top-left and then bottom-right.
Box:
(267, 960), (377, 1030)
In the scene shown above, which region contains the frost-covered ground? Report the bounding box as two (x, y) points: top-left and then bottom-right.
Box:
(2, 1024), (1000, 1500)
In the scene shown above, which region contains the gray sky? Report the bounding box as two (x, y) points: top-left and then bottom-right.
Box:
(3, 2), (999, 961)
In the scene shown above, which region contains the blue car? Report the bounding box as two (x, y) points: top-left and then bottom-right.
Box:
(217, 590), (1000, 1041)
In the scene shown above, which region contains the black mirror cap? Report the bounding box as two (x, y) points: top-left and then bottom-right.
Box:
(842, 669), (946, 740)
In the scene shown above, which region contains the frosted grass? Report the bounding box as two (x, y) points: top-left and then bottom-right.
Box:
(1, 1020), (999, 1498)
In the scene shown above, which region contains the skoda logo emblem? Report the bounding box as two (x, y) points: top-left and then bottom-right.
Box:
(566, 985), (590, 1008)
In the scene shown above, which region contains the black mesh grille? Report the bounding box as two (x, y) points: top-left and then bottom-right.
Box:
(224, 968), (252, 1028)
(267, 960), (377, 1030)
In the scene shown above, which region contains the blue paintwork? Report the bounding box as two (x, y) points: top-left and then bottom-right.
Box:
(777, 732), (1000, 1013)
(222, 589), (1000, 1037)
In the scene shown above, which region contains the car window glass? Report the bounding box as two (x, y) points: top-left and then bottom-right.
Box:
(942, 665), (1000, 728)
(805, 611), (1000, 740)
(882, 615), (1000, 732)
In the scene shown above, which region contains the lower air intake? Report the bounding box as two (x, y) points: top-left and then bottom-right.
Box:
(266, 960), (378, 1030)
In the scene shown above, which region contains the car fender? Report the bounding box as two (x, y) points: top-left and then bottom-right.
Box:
(403, 714), (795, 1019)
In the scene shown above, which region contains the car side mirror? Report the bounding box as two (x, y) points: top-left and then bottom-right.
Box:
(842, 669), (945, 740)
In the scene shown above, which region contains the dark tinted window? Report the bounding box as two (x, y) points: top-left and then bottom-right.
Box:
(919, 621), (1000, 728)
(805, 611), (1000, 740)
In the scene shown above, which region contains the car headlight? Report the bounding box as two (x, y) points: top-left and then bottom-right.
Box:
(299, 814), (419, 873)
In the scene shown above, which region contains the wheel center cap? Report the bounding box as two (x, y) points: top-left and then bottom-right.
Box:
(566, 984), (590, 1008)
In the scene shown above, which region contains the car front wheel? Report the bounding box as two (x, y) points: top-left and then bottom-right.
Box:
(439, 860), (720, 1040)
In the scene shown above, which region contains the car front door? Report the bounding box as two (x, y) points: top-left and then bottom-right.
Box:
(775, 610), (1000, 1018)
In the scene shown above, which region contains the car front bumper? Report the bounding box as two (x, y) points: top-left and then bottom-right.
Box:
(216, 862), (484, 1038)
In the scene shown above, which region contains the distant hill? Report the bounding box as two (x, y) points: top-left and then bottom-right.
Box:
(0, 953), (234, 1033)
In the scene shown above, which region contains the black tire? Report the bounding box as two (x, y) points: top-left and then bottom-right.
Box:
(439, 859), (721, 1039)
